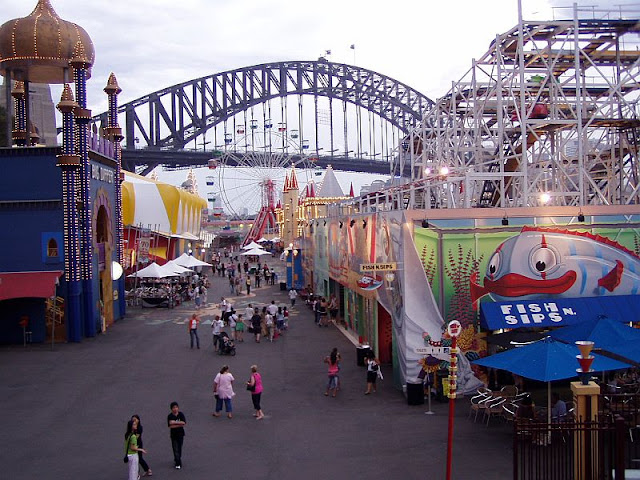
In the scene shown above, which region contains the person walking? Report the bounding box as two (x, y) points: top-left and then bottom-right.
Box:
(318, 297), (328, 327)
(213, 365), (235, 418)
(235, 314), (245, 342)
(288, 287), (297, 307)
(365, 353), (381, 394)
(245, 275), (251, 295)
(194, 286), (202, 310)
(254, 270), (261, 288)
(275, 307), (285, 335)
(324, 347), (341, 397)
(167, 402), (186, 469)
(130, 415), (153, 477)
(251, 308), (262, 343)
(265, 311), (274, 342)
(188, 313), (200, 349)
(329, 295), (339, 324)
(124, 416), (147, 480)
(211, 315), (224, 352)
(247, 364), (265, 420)
(228, 309), (238, 340)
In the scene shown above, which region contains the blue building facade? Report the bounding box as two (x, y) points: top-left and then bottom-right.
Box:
(0, 142), (124, 344)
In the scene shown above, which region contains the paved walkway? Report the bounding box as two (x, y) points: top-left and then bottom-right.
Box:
(0, 265), (513, 479)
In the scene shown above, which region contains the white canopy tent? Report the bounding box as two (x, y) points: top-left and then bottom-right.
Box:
(163, 260), (194, 276)
(127, 262), (175, 278)
(174, 252), (212, 268)
(242, 241), (263, 250)
(240, 248), (270, 256)
(256, 237), (268, 243)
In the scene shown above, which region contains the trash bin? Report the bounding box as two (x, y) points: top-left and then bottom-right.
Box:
(406, 381), (425, 405)
(280, 282), (287, 291)
(356, 345), (371, 366)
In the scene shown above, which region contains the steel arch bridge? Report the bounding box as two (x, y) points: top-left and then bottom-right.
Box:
(94, 60), (434, 175)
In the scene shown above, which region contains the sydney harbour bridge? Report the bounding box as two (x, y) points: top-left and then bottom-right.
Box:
(94, 60), (433, 177)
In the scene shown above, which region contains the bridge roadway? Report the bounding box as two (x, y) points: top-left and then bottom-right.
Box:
(0, 262), (512, 480)
(122, 148), (410, 176)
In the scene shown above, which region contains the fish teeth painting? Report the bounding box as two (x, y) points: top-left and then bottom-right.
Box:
(470, 226), (640, 303)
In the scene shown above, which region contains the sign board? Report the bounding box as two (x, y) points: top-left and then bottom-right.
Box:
(138, 238), (150, 263)
(415, 346), (451, 355)
(447, 320), (462, 337)
(360, 262), (396, 272)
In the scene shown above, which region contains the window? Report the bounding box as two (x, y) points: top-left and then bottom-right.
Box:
(47, 238), (59, 258)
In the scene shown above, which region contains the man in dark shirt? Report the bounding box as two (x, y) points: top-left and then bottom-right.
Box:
(167, 401), (187, 469)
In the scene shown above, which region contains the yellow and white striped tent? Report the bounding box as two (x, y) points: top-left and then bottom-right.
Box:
(122, 171), (207, 237)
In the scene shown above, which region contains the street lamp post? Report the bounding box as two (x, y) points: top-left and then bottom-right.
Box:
(445, 320), (462, 480)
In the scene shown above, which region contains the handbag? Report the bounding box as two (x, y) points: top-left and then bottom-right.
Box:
(123, 435), (130, 463)
(247, 376), (256, 392)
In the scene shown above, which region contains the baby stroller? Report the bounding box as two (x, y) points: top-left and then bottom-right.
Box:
(218, 331), (236, 356)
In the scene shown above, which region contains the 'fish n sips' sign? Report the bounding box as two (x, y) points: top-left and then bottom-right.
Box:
(499, 302), (575, 326)
(480, 295), (639, 330)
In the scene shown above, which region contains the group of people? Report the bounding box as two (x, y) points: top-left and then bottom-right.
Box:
(308, 293), (339, 327)
(211, 364), (265, 420)
(323, 347), (381, 398)
(211, 256), (279, 297)
(246, 300), (289, 343)
(186, 297), (292, 350)
(123, 365), (266, 477)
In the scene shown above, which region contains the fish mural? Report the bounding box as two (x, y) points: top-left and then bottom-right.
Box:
(470, 226), (640, 304)
(357, 275), (383, 291)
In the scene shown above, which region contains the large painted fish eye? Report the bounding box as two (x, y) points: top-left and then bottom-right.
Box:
(487, 252), (501, 277)
(530, 247), (558, 275)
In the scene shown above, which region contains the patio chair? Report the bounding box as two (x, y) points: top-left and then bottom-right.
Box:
(485, 397), (507, 426)
(499, 385), (518, 399)
(502, 403), (517, 423)
(468, 390), (494, 423)
(512, 392), (530, 404)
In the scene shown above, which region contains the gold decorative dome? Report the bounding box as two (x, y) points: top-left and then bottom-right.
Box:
(0, 0), (95, 84)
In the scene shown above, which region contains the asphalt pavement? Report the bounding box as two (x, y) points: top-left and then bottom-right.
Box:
(0, 262), (513, 479)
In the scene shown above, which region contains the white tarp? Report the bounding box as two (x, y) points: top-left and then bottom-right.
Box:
(127, 262), (174, 278)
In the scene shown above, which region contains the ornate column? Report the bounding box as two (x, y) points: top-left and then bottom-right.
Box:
(11, 81), (26, 146)
(70, 42), (96, 336)
(56, 84), (83, 342)
(103, 72), (126, 315)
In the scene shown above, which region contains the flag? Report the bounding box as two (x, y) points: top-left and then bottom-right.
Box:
(325, 49), (332, 55)
(350, 44), (355, 49)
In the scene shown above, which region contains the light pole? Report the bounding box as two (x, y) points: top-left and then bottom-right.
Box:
(446, 320), (462, 480)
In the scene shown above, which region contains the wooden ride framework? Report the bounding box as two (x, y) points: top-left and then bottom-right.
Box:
(400, 7), (640, 210)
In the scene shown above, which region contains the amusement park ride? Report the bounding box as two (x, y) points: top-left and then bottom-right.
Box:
(204, 122), (317, 245)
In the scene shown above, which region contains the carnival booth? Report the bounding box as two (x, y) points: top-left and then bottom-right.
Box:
(122, 171), (207, 272)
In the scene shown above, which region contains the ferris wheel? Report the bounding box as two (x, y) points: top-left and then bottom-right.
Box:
(213, 126), (317, 217)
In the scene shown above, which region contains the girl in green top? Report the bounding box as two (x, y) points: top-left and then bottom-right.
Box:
(125, 416), (146, 480)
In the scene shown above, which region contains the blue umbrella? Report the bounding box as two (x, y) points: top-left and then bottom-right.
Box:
(473, 337), (629, 382)
(473, 337), (630, 426)
(550, 316), (640, 364)
(551, 316), (640, 347)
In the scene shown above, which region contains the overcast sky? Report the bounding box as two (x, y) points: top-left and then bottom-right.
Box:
(4, 0), (635, 209)
(3, 0), (578, 111)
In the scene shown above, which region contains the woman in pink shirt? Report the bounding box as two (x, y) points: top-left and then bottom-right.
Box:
(247, 364), (264, 420)
(213, 365), (235, 418)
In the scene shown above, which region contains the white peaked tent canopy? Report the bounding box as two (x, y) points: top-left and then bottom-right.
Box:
(163, 260), (194, 275)
(241, 248), (270, 256)
(242, 241), (263, 250)
(174, 252), (212, 268)
(128, 262), (175, 278)
(256, 237), (268, 243)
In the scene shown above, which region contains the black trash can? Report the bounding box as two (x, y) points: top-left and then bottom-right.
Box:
(406, 381), (425, 405)
(280, 282), (287, 291)
(356, 345), (371, 366)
